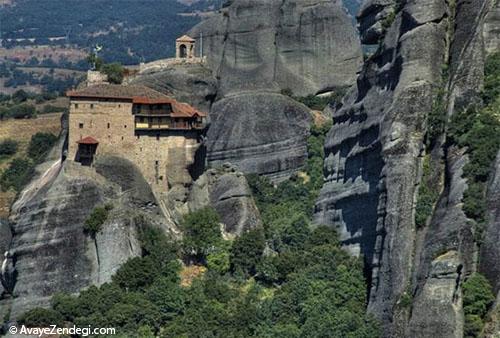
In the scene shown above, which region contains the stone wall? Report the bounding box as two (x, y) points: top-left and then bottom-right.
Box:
(139, 57), (206, 74)
(68, 100), (200, 197)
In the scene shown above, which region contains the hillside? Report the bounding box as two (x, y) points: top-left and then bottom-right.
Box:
(0, 112), (62, 217)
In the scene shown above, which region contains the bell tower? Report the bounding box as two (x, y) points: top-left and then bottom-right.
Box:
(176, 35), (196, 59)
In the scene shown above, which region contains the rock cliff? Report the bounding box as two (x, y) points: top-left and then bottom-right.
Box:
(0, 156), (175, 321)
(315, 0), (498, 336)
(188, 163), (262, 236)
(188, 0), (362, 97)
(179, 0), (362, 180)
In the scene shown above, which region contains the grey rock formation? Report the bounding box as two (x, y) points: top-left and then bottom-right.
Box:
(189, 0), (362, 97)
(315, 0), (493, 335)
(128, 63), (218, 112)
(408, 251), (464, 338)
(188, 163), (262, 235)
(206, 92), (312, 181)
(480, 150), (500, 293)
(357, 0), (395, 44)
(484, 1), (500, 55)
(2, 157), (173, 320)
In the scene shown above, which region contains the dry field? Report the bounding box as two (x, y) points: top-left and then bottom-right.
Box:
(0, 113), (62, 217)
(0, 46), (86, 63)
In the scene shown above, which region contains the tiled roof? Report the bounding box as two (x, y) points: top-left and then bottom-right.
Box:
(77, 136), (99, 144)
(67, 84), (206, 118)
(67, 84), (169, 100)
(176, 35), (195, 42)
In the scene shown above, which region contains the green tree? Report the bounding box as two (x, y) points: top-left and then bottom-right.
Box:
(83, 205), (111, 237)
(102, 62), (124, 84)
(18, 308), (64, 328)
(230, 228), (266, 276)
(181, 208), (222, 263)
(463, 273), (495, 338)
(0, 158), (35, 192)
(0, 139), (18, 158)
(27, 132), (57, 163)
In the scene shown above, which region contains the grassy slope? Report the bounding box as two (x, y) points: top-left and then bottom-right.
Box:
(0, 113), (62, 217)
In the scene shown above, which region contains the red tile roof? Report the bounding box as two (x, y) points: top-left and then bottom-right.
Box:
(67, 84), (206, 118)
(77, 136), (99, 144)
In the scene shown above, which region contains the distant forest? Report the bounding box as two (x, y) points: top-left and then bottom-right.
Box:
(0, 0), (360, 65)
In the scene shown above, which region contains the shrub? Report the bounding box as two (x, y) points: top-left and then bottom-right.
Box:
(9, 103), (37, 119)
(112, 256), (158, 291)
(463, 273), (495, 338)
(0, 139), (18, 157)
(0, 158), (35, 192)
(83, 205), (110, 237)
(415, 156), (441, 228)
(17, 308), (64, 327)
(230, 228), (265, 276)
(101, 62), (124, 84)
(207, 249), (231, 275)
(27, 132), (58, 163)
(181, 207), (222, 262)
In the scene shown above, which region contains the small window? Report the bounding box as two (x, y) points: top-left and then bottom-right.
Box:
(156, 134), (160, 141)
(90, 104), (94, 109)
(118, 104), (121, 108)
(121, 136), (124, 140)
(79, 123), (84, 129)
(155, 160), (159, 165)
(124, 125), (127, 128)
(136, 135), (140, 139)
(75, 103), (79, 109)
(107, 123), (110, 129)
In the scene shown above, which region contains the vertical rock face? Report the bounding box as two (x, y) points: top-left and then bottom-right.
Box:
(189, 0), (362, 97)
(206, 93), (312, 180)
(2, 157), (173, 320)
(484, 1), (500, 54)
(315, 0), (448, 333)
(188, 164), (262, 235)
(183, 0), (362, 180)
(408, 251), (463, 338)
(480, 151), (500, 293)
(315, 0), (495, 335)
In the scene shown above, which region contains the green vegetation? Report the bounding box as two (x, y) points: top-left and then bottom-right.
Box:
(181, 207), (223, 263)
(447, 71), (500, 236)
(415, 156), (441, 228)
(0, 132), (58, 192)
(19, 119), (379, 337)
(463, 273), (495, 338)
(18, 308), (64, 328)
(101, 63), (124, 85)
(0, 139), (19, 159)
(83, 204), (113, 237)
(27, 132), (58, 164)
(0, 158), (35, 192)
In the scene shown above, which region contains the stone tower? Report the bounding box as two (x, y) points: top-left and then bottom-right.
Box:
(176, 35), (196, 59)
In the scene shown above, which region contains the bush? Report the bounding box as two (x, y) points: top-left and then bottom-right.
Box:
(0, 158), (35, 192)
(207, 248), (231, 275)
(181, 208), (222, 262)
(415, 156), (441, 228)
(83, 205), (111, 237)
(0, 139), (18, 157)
(230, 228), (265, 276)
(8, 103), (37, 119)
(463, 273), (495, 338)
(18, 308), (64, 327)
(27, 132), (58, 163)
(101, 62), (124, 84)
